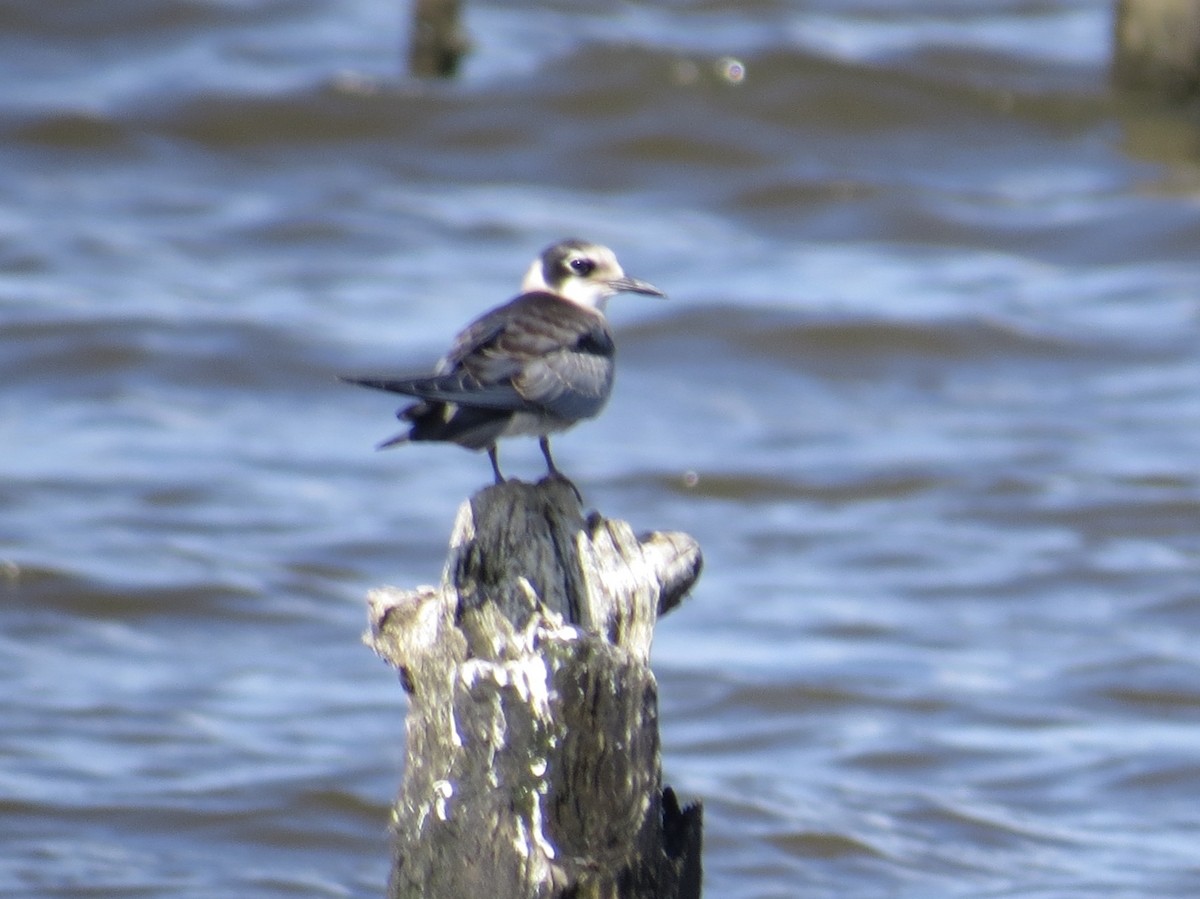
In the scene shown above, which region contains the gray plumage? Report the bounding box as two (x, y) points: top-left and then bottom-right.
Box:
(342, 238), (664, 483)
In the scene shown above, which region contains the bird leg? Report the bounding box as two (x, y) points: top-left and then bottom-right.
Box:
(540, 436), (582, 501)
(539, 436), (561, 478)
(487, 445), (505, 484)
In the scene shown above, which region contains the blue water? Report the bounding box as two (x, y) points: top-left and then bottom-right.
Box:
(4, 1), (1200, 896)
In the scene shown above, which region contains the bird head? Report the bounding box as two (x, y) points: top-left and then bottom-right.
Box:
(521, 238), (665, 311)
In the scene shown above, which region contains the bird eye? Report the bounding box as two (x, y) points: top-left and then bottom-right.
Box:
(569, 257), (596, 276)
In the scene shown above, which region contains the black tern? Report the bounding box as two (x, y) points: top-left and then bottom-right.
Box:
(341, 238), (665, 484)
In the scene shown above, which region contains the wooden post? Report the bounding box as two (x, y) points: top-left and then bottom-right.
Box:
(408, 0), (469, 78)
(365, 478), (704, 898)
(1113, 0), (1200, 95)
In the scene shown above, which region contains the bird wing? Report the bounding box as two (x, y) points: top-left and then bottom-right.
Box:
(339, 371), (528, 409)
(342, 292), (614, 418)
(450, 292), (615, 418)
(510, 334), (614, 420)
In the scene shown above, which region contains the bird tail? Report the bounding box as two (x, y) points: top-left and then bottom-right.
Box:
(376, 431), (410, 450)
(338, 374), (426, 397)
(340, 374), (511, 451)
(341, 372), (530, 410)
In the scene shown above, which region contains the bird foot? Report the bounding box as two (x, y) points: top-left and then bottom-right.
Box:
(542, 470), (583, 504)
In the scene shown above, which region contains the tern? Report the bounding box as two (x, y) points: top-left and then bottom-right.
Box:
(341, 238), (665, 484)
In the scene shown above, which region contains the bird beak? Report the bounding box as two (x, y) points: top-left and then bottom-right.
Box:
(607, 276), (666, 297)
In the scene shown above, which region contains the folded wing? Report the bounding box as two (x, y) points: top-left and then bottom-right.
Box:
(348, 292), (616, 423)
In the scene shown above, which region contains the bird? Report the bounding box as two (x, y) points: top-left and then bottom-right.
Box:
(341, 238), (665, 484)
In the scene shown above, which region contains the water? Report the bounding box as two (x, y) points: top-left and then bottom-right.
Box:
(4, 1), (1200, 896)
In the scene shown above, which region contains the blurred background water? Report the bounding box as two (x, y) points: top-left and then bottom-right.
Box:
(4, 0), (1200, 896)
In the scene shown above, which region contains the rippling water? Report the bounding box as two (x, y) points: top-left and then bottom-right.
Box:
(5, 1), (1200, 896)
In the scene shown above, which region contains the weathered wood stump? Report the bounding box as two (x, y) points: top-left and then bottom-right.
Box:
(1113, 0), (1200, 96)
(365, 478), (704, 898)
(408, 0), (469, 78)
